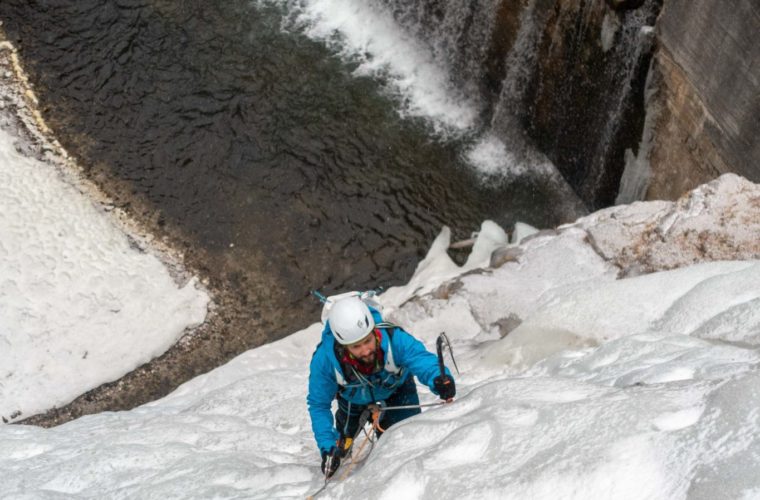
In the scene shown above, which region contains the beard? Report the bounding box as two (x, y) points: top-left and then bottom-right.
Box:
(357, 352), (376, 364)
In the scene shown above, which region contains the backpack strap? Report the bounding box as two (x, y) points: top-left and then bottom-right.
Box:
(332, 321), (402, 386)
(334, 366), (347, 386)
(376, 322), (401, 375)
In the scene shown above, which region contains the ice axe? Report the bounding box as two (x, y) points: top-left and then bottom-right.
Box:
(436, 332), (460, 377)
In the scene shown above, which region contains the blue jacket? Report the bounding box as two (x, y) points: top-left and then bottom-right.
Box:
(307, 308), (451, 453)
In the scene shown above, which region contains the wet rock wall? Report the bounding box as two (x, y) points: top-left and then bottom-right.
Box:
(386, 0), (759, 208)
(646, 0), (760, 200)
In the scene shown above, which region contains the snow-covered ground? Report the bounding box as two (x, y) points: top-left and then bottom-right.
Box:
(0, 117), (209, 422)
(2, 108), (760, 500)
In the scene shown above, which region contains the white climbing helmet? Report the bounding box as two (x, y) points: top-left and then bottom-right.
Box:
(328, 296), (375, 345)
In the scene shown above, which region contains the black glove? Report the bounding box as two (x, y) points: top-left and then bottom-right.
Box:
(434, 374), (456, 400)
(321, 447), (341, 478)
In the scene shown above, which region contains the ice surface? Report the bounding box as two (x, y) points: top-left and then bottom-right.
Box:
(379, 220), (508, 310)
(489, 260), (759, 356)
(510, 221), (539, 244)
(0, 126), (209, 422)
(3, 232), (760, 498)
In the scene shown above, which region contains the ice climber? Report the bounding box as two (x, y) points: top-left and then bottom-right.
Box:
(307, 294), (456, 478)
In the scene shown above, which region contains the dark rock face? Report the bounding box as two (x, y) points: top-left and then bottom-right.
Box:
(520, 0), (660, 209)
(646, 0), (760, 200)
(383, 0), (662, 210)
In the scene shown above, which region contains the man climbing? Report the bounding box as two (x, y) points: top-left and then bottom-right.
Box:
(307, 294), (456, 479)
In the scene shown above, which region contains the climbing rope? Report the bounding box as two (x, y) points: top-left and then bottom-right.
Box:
(307, 409), (375, 499)
(306, 400), (448, 499)
(337, 423), (376, 481)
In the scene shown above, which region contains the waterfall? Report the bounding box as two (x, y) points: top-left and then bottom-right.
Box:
(380, 0), (662, 208)
(616, 52), (659, 205)
(489, 0), (544, 155)
(582, 6), (657, 205)
(269, 0), (480, 133)
(374, 0), (502, 115)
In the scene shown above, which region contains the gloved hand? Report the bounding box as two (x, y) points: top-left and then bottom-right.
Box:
(321, 447), (341, 478)
(433, 374), (456, 400)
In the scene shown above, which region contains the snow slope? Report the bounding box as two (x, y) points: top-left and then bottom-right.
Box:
(2, 174), (760, 499)
(0, 124), (210, 423)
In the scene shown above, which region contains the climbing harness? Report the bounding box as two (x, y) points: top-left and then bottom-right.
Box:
(366, 401), (447, 433)
(305, 399), (450, 499)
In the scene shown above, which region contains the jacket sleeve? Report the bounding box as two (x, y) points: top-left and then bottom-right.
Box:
(391, 329), (453, 395)
(307, 346), (340, 454)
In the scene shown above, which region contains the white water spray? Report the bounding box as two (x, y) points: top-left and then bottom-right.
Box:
(266, 0), (479, 134)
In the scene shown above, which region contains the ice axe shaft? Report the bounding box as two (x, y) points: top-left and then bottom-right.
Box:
(436, 334), (446, 376)
(436, 332), (460, 376)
